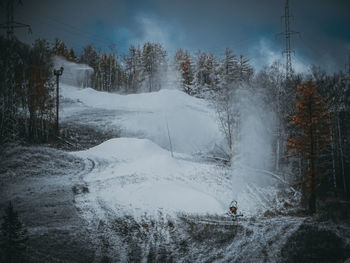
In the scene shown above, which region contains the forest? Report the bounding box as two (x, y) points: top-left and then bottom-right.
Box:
(1, 1), (350, 261)
(1, 36), (349, 205)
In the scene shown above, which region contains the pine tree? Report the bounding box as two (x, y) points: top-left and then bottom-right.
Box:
(286, 79), (332, 213)
(79, 45), (100, 90)
(26, 39), (55, 141)
(53, 38), (69, 59)
(173, 48), (185, 70)
(0, 202), (28, 263)
(236, 55), (253, 82)
(179, 51), (194, 95)
(100, 53), (109, 91)
(0, 37), (28, 142)
(255, 61), (286, 171)
(222, 48), (238, 86)
(68, 48), (77, 62)
(141, 42), (167, 92)
(124, 45), (143, 93)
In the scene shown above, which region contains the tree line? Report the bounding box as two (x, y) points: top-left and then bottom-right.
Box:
(0, 37), (55, 143)
(1, 36), (349, 212)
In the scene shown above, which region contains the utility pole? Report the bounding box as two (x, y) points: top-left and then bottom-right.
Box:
(54, 67), (64, 136)
(0, 0), (31, 39)
(278, 0), (299, 80)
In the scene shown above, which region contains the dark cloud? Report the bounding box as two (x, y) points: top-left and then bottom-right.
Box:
(2, 0), (349, 73)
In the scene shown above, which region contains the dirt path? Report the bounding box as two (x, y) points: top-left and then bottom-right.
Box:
(0, 145), (96, 262)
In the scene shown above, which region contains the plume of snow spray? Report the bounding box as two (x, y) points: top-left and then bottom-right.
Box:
(231, 86), (278, 215)
(54, 56), (93, 88)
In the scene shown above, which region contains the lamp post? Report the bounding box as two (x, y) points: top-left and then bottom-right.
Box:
(54, 67), (64, 136)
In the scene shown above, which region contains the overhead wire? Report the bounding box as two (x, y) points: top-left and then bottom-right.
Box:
(13, 9), (273, 61)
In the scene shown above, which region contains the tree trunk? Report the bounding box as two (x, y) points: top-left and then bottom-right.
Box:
(309, 99), (316, 214)
(337, 114), (347, 194)
(309, 192), (316, 214)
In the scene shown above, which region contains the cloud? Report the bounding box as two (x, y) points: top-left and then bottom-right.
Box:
(251, 38), (310, 74)
(125, 14), (180, 54)
(11, 0), (350, 73)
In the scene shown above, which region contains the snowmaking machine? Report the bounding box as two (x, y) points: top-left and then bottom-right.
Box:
(227, 200), (243, 220)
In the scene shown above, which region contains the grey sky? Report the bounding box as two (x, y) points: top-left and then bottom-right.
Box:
(2, 0), (350, 73)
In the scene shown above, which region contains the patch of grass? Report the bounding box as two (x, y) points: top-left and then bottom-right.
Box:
(82, 186), (89, 193)
(72, 184), (89, 194)
(72, 185), (78, 195)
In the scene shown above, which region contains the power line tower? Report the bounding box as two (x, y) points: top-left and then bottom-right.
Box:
(278, 0), (299, 80)
(0, 0), (31, 39)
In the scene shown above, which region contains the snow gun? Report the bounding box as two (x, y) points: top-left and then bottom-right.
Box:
(228, 200), (243, 220)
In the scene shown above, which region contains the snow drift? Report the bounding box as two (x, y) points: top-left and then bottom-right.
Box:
(61, 84), (222, 154)
(73, 138), (230, 216)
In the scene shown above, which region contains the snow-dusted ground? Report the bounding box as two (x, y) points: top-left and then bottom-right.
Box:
(60, 81), (295, 217)
(54, 80), (309, 261)
(61, 84), (221, 154)
(60, 83), (235, 220)
(73, 138), (231, 217)
(1, 59), (349, 262)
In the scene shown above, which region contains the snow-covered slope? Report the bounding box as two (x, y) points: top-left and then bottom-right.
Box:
(60, 82), (288, 218)
(73, 138), (231, 217)
(61, 84), (221, 154)
(51, 61), (308, 262)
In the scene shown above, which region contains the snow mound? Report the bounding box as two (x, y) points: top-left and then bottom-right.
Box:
(102, 181), (225, 215)
(74, 138), (168, 162)
(62, 86), (205, 112)
(72, 138), (230, 217)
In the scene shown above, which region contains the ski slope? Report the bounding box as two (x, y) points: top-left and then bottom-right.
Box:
(73, 138), (231, 217)
(61, 84), (221, 154)
(57, 57), (289, 219)
(60, 85), (289, 219)
(60, 82), (233, 217)
(49, 60), (309, 262)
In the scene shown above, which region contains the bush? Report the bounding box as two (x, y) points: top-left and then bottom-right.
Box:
(0, 202), (28, 262)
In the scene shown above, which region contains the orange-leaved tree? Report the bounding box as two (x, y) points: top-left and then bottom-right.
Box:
(286, 79), (332, 214)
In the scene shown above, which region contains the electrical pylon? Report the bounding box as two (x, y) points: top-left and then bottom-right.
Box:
(278, 0), (299, 80)
(0, 0), (31, 39)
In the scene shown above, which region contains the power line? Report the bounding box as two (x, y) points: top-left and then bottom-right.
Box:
(14, 9), (266, 59)
(0, 0), (31, 39)
(277, 0), (300, 80)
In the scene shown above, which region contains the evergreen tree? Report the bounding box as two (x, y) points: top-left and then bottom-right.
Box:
(68, 48), (77, 62)
(254, 61), (286, 171)
(174, 49), (194, 95)
(0, 202), (28, 263)
(124, 45), (143, 93)
(79, 45), (100, 90)
(26, 39), (55, 141)
(109, 52), (122, 92)
(0, 37), (29, 142)
(221, 48), (238, 86)
(141, 42), (167, 92)
(237, 55), (253, 82)
(173, 48), (185, 70)
(192, 52), (216, 97)
(53, 38), (69, 59)
(286, 79), (332, 213)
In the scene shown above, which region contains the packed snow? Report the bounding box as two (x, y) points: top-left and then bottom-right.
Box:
(57, 58), (287, 219)
(73, 138), (230, 217)
(60, 84), (221, 154)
